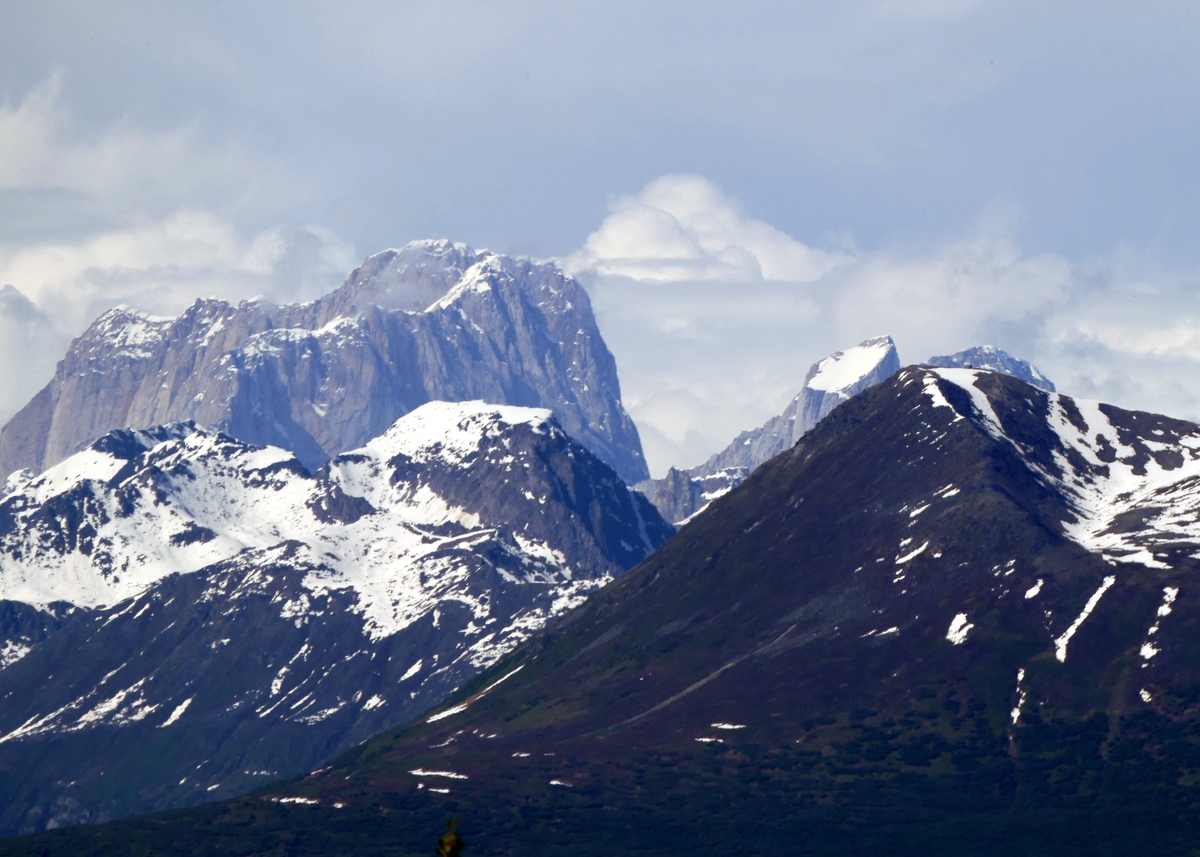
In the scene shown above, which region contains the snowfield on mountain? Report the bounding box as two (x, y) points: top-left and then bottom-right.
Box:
(0, 401), (670, 833)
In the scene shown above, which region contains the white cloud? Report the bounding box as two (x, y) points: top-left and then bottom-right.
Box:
(0, 213), (356, 426)
(0, 73), (298, 218)
(827, 233), (1073, 359)
(0, 286), (68, 425)
(0, 76), (358, 423)
(0, 214), (357, 334)
(568, 174), (850, 283)
(571, 174), (1200, 477)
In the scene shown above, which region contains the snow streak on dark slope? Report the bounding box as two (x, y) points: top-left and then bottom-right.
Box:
(921, 367), (1200, 570)
(0, 403), (671, 834)
(0, 240), (649, 486)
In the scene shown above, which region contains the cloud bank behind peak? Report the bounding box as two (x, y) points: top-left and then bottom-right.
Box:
(568, 175), (1200, 477)
(567, 174), (851, 284)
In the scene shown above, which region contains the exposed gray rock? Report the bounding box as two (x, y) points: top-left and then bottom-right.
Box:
(0, 240), (649, 486)
(634, 466), (748, 526)
(697, 335), (900, 478)
(926, 345), (1055, 392)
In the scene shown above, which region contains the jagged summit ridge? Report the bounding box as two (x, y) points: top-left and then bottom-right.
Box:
(328, 240), (482, 313)
(0, 401), (665, 622)
(921, 366), (1200, 566)
(0, 240), (649, 486)
(927, 344), (1055, 392)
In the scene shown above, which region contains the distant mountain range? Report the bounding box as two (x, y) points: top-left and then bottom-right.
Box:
(0, 240), (673, 834)
(0, 240), (649, 486)
(8, 366), (1200, 856)
(0, 403), (669, 833)
(0, 231), (1094, 852)
(636, 337), (1054, 524)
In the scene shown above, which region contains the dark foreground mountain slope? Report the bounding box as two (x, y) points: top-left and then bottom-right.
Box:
(0, 403), (670, 835)
(8, 367), (1200, 855)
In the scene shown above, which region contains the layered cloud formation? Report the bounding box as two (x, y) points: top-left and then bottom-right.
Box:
(5, 100), (1200, 481)
(568, 175), (849, 284)
(568, 175), (1200, 476)
(0, 76), (356, 423)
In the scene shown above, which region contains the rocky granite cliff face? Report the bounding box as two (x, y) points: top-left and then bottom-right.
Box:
(0, 402), (671, 834)
(0, 240), (649, 486)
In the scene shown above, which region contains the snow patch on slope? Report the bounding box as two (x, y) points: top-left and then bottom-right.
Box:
(946, 613), (974, 645)
(928, 368), (1200, 570)
(1054, 576), (1116, 663)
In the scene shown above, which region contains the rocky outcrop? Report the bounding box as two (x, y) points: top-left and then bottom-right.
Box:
(0, 240), (649, 486)
(633, 466), (748, 526)
(694, 335), (901, 477)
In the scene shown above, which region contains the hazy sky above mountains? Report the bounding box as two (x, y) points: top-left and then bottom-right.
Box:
(3, 2), (1200, 474)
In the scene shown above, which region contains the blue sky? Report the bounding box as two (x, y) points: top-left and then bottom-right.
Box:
(3, 2), (1200, 473)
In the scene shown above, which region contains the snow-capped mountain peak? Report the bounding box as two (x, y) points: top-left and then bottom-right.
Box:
(805, 335), (898, 394)
(927, 345), (1055, 392)
(0, 422), (312, 610)
(638, 337), (1062, 527)
(0, 401), (671, 831)
(638, 336), (901, 524)
(353, 401), (555, 468)
(713, 334), (900, 475)
(0, 401), (666, 622)
(331, 239), (486, 314)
